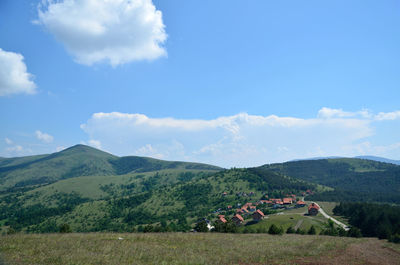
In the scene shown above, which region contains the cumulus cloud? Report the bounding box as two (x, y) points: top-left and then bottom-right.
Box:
(36, 0), (167, 66)
(5, 138), (13, 145)
(78, 107), (400, 167)
(35, 130), (54, 143)
(0, 48), (37, 96)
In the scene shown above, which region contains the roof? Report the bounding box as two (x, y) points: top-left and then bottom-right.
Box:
(297, 201), (306, 205)
(283, 198), (293, 203)
(219, 216), (227, 223)
(254, 209), (264, 216)
(308, 203), (320, 211)
(233, 214), (244, 222)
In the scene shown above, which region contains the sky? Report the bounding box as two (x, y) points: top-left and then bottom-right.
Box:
(1, 0), (400, 167)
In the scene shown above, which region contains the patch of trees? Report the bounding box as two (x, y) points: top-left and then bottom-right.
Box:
(238, 168), (315, 194)
(176, 183), (212, 209)
(333, 202), (400, 242)
(307, 189), (400, 204)
(1, 192), (88, 232)
(265, 159), (400, 203)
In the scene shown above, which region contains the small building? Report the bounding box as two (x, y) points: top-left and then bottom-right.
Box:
(249, 206), (256, 212)
(296, 201), (306, 207)
(232, 214), (244, 225)
(283, 198), (293, 204)
(227, 205), (232, 209)
(217, 215), (227, 223)
(308, 203), (320, 216)
(252, 210), (265, 221)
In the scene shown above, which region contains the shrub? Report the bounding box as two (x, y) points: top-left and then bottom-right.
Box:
(59, 224), (71, 233)
(268, 224), (283, 235)
(307, 225), (316, 235)
(286, 227), (295, 234)
(347, 227), (362, 238)
(195, 221), (209, 232)
(389, 234), (400, 244)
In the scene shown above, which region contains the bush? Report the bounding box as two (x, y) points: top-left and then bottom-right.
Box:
(296, 228), (305, 235)
(195, 221), (208, 232)
(286, 227), (295, 234)
(389, 234), (400, 244)
(143, 224), (154, 233)
(308, 225), (316, 235)
(59, 223), (71, 233)
(268, 224), (283, 235)
(347, 227), (362, 238)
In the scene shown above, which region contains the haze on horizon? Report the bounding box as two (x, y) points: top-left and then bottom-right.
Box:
(1, 0), (400, 168)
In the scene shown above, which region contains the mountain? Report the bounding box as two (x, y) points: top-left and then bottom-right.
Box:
(0, 145), (319, 233)
(262, 158), (400, 203)
(0, 144), (221, 193)
(355, 155), (400, 165)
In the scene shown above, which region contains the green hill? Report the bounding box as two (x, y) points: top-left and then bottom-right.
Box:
(0, 144), (221, 193)
(261, 158), (400, 203)
(0, 146), (318, 233)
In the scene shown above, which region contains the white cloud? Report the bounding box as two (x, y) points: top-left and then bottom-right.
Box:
(318, 107), (371, 119)
(374, 111), (400, 121)
(56, 146), (66, 152)
(5, 138), (13, 145)
(0, 48), (37, 96)
(80, 108), (393, 167)
(4, 144), (33, 156)
(88, 139), (102, 149)
(35, 130), (54, 143)
(37, 0), (167, 66)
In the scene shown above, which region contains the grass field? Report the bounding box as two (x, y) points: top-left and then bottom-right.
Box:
(1, 233), (399, 265)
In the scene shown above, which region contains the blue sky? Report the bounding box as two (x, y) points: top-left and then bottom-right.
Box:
(1, 0), (400, 167)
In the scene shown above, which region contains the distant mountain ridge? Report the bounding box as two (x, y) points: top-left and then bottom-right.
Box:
(291, 155), (400, 165)
(354, 155), (400, 165)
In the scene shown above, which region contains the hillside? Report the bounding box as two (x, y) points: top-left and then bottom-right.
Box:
(0, 144), (221, 193)
(262, 158), (400, 203)
(1, 233), (399, 265)
(0, 147), (318, 232)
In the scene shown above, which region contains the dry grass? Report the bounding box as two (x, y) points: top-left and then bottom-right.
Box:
(0, 233), (368, 265)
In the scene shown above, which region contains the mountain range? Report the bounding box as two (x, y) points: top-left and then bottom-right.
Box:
(0, 144), (399, 233)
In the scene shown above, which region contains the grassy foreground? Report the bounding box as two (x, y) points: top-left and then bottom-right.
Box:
(1, 233), (399, 265)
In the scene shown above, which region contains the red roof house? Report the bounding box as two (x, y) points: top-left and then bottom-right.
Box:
(232, 214), (244, 225)
(252, 210), (265, 221)
(308, 203), (320, 216)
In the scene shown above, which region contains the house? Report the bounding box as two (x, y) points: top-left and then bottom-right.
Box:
(252, 210), (265, 221)
(232, 214), (244, 225)
(283, 198), (293, 204)
(249, 206), (257, 212)
(227, 205), (232, 209)
(296, 201), (306, 207)
(308, 203), (320, 216)
(217, 215), (227, 223)
(222, 192), (228, 196)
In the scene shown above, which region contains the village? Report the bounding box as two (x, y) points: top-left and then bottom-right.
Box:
(201, 189), (320, 230)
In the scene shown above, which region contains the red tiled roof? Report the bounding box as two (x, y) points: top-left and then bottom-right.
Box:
(219, 216), (227, 223)
(283, 198), (293, 204)
(296, 201), (306, 205)
(308, 203), (320, 211)
(255, 209), (264, 216)
(233, 214), (244, 222)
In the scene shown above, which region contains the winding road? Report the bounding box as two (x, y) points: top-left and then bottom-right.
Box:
(313, 202), (350, 231)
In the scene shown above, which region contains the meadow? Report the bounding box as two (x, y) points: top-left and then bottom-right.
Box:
(1, 233), (400, 265)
